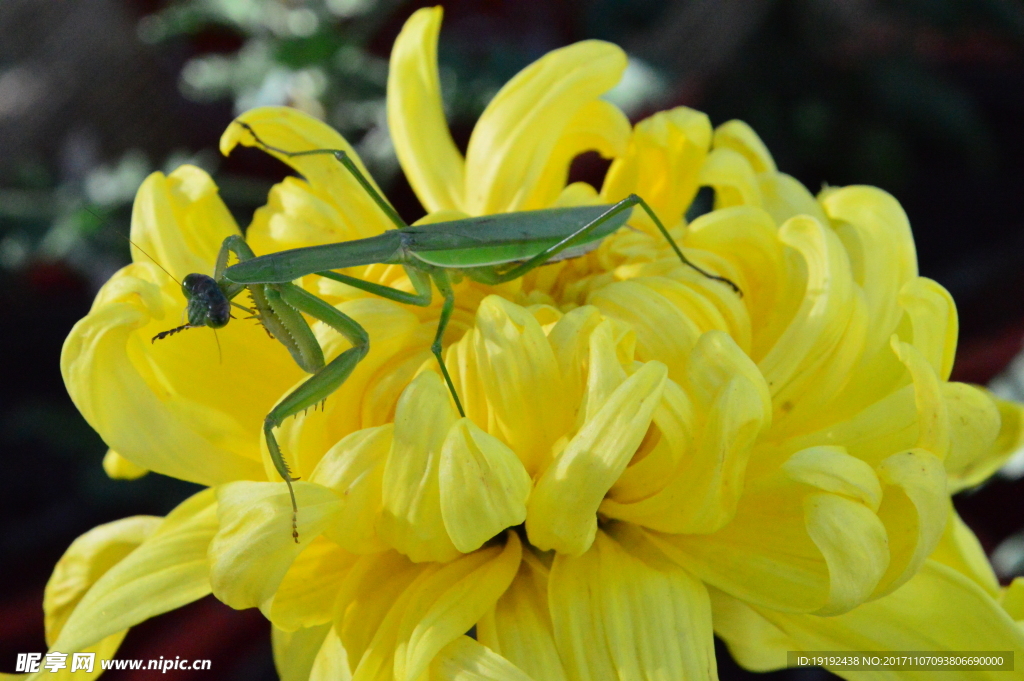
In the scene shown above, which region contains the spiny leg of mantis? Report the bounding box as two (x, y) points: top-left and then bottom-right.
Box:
(237, 121), (470, 415)
(211, 235), (369, 541)
(477, 194), (741, 294)
(317, 266), (467, 418)
(262, 283), (370, 542)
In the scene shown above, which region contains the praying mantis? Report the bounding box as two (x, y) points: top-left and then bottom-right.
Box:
(153, 121), (740, 540)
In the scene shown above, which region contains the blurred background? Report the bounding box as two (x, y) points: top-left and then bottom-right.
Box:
(2, 0), (1024, 678)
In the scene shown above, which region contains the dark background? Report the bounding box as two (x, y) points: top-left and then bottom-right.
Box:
(2, 1), (1024, 679)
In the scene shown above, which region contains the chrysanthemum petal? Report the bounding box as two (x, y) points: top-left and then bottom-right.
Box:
(464, 41), (626, 214)
(759, 214), (860, 430)
(781, 446), (882, 510)
(654, 469), (887, 614)
(440, 418), (532, 553)
(712, 120), (776, 173)
(930, 510), (1000, 596)
(823, 186), (918, 356)
(273, 623), (332, 681)
(311, 425), (392, 553)
(472, 296), (573, 475)
(603, 331), (770, 533)
(335, 551), (425, 669)
(943, 383), (1001, 492)
(54, 489), (217, 653)
(351, 535), (522, 681)
(527, 361), (667, 555)
(268, 537), (358, 632)
(222, 106), (394, 238)
(62, 225), (269, 487)
(110, 166), (306, 454)
(697, 147), (761, 209)
(707, 586), (797, 673)
(897, 278), (957, 380)
(522, 99), (631, 211)
(602, 107), (712, 231)
(758, 173), (828, 226)
(44, 516), (160, 647)
(723, 560), (1024, 681)
(398, 534), (523, 679)
(129, 166), (239, 279)
(891, 339), (949, 457)
(477, 551), (568, 681)
(246, 177), (354, 257)
(309, 627), (353, 681)
(549, 527), (716, 681)
(431, 636), (535, 681)
(209, 481), (342, 611)
(804, 492), (889, 614)
(1001, 578), (1024, 621)
(683, 206), (793, 360)
(587, 281), (701, 382)
(870, 449), (949, 598)
(379, 371), (460, 563)
(388, 6), (465, 213)
(102, 449), (148, 480)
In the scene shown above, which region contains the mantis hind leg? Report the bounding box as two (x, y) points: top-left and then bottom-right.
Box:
(263, 283), (370, 542)
(478, 194), (741, 295)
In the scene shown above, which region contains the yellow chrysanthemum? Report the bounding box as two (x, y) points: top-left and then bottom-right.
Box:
(42, 6), (1024, 681)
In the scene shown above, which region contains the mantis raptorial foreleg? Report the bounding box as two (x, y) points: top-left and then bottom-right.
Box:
(261, 283), (370, 542)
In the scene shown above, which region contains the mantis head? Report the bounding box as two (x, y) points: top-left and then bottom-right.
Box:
(152, 273), (231, 342)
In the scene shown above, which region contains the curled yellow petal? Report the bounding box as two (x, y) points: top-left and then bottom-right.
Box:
(222, 106), (394, 238)
(603, 331), (770, 534)
(943, 383), (1001, 493)
(804, 492), (889, 615)
(379, 371), (460, 563)
(101, 449), (148, 480)
(871, 448), (949, 598)
(898, 277), (957, 380)
(273, 623), (332, 681)
(54, 489), (217, 653)
(712, 120), (776, 173)
(311, 425), (392, 554)
(697, 147), (761, 209)
(930, 510), (1000, 597)
(440, 418), (532, 553)
(431, 636), (534, 681)
(527, 361), (667, 555)
(129, 166), (239, 279)
(683, 206), (791, 360)
(44, 515), (161, 646)
(352, 534), (522, 681)
(549, 527), (716, 681)
(464, 40), (626, 214)
(781, 446), (882, 511)
(602, 106), (712, 231)
(824, 186), (919, 358)
(471, 296), (573, 475)
(477, 552), (567, 681)
(268, 537), (358, 632)
(388, 6), (465, 213)
(523, 98), (631, 211)
(209, 481), (342, 610)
